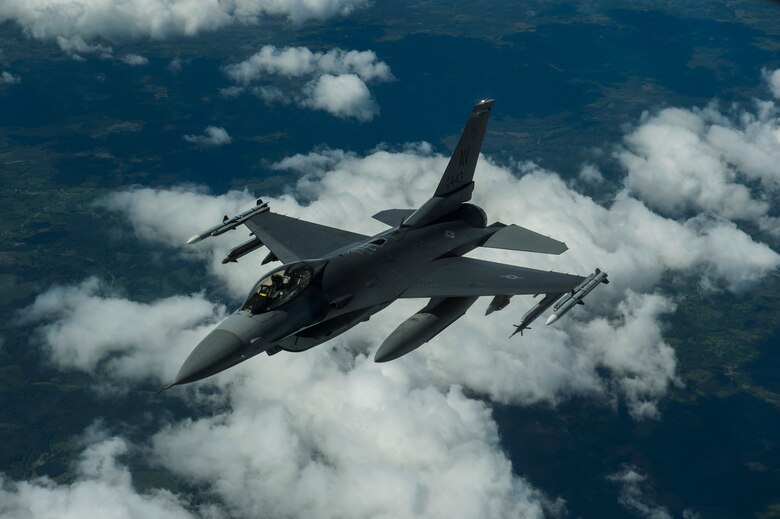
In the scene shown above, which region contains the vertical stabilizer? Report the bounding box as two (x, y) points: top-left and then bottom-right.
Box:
(434, 99), (495, 198)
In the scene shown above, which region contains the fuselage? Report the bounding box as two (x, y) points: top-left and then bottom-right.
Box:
(173, 205), (495, 385)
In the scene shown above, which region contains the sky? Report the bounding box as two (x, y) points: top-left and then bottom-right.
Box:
(1, 1), (780, 518)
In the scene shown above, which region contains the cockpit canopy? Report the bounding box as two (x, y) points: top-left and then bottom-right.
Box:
(242, 263), (314, 315)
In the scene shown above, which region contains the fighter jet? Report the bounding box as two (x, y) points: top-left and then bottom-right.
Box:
(169, 99), (608, 388)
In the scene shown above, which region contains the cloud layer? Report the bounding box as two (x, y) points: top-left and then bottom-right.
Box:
(0, 0), (368, 44)
(223, 46), (394, 121)
(15, 74), (780, 518)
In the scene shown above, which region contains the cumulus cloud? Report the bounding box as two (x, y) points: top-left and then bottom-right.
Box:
(182, 126), (233, 147)
(151, 364), (556, 518)
(120, 53), (148, 66)
(299, 73), (377, 121)
(223, 46), (394, 121)
(20, 277), (226, 388)
(619, 73), (780, 235)
(0, 0), (368, 45)
(0, 431), (196, 519)
(224, 46), (393, 85)
(608, 465), (672, 519)
(0, 70), (20, 84)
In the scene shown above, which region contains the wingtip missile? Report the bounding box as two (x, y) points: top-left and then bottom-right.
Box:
(186, 199), (269, 245)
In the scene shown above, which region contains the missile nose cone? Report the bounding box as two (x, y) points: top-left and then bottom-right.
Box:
(545, 313), (559, 326)
(186, 235), (201, 245)
(174, 329), (244, 385)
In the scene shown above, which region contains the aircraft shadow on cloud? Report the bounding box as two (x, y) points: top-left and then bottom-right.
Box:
(166, 100), (608, 389)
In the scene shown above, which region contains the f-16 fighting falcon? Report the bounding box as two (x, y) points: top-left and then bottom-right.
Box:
(168, 99), (608, 388)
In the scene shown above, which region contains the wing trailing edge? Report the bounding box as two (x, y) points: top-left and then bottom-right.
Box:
(401, 257), (585, 298)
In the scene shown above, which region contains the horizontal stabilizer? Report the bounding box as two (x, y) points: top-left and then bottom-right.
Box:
(372, 208), (415, 227)
(483, 224), (567, 255)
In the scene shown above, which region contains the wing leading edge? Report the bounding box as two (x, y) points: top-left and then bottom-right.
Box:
(244, 211), (367, 263)
(401, 257), (585, 298)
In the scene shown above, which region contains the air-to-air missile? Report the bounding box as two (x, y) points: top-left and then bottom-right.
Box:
(187, 199), (269, 245)
(510, 291), (564, 337)
(545, 269), (609, 326)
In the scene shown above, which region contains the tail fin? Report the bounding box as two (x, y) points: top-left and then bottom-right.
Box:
(434, 99), (495, 198)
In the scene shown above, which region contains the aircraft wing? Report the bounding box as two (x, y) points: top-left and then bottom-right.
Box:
(244, 212), (368, 263)
(401, 257), (585, 298)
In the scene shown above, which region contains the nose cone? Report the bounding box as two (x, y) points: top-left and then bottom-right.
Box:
(174, 329), (244, 385)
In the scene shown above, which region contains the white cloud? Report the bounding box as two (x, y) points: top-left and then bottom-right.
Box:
(764, 67), (780, 99)
(224, 45), (393, 121)
(608, 465), (672, 519)
(56, 35), (113, 60)
(578, 163), (604, 184)
(152, 365), (556, 518)
(224, 46), (393, 85)
(120, 53), (149, 66)
(618, 90), (780, 235)
(20, 277), (226, 388)
(97, 187), (261, 296)
(182, 126), (233, 147)
(0, 0), (368, 45)
(301, 73), (378, 121)
(0, 432), (197, 519)
(0, 70), (21, 84)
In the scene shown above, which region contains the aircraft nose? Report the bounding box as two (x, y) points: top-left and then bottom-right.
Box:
(174, 329), (244, 385)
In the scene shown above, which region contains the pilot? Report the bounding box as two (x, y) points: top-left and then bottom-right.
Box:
(272, 273), (288, 289)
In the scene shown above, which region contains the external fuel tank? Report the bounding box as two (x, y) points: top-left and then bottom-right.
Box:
(374, 296), (478, 362)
